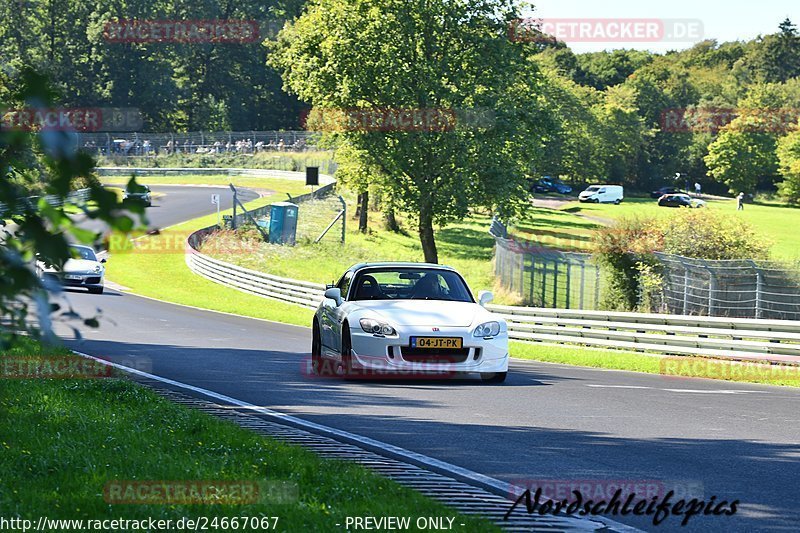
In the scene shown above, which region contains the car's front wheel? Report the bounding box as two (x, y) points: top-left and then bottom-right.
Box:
(481, 372), (507, 383)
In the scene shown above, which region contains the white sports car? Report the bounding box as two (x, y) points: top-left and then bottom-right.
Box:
(36, 244), (106, 294)
(312, 262), (509, 382)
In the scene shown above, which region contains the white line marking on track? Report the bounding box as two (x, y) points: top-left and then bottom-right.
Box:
(586, 384), (768, 394)
(71, 349), (640, 532)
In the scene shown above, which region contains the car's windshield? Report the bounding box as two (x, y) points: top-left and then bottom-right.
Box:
(71, 246), (97, 261)
(585, 186), (600, 192)
(350, 268), (474, 302)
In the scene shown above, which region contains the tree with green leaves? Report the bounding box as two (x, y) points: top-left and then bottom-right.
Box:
(705, 120), (778, 193)
(1, 68), (144, 347)
(704, 84), (784, 193)
(777, 124), (800, 203)
(270, 0), (551, 263)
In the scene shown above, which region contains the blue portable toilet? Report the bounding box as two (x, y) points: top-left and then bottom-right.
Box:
(268, 202), (299, 245)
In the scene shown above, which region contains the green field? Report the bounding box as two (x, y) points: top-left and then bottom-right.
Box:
(555, 196), (800, 260)
(0, 339), (498, 530)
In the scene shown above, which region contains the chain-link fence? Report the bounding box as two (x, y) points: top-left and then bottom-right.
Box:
(656, 253), (800, 320)
(75, 131), (319, 156)
(227, 183), (346, 244)
(494, 235), (605, 309)
(491, 215), (800, 317)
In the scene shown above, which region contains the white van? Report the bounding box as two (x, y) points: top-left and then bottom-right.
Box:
(578, 185), (624, 204)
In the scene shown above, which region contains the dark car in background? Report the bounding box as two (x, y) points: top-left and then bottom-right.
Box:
(650, 186), (681, 199)
(658, 193), (706, 208)
(532, 176), (572, 195)
(123, 184), (152, 206)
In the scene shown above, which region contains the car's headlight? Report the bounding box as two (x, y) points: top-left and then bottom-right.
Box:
(93, 265), (102, 273)
(360, 318), (396, 336)
(473, 321), (500, 337)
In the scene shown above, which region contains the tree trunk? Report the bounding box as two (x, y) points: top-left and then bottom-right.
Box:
(418, 205), (438, 263)
(385, 207), (400, 232)
(354, 193), (362, 219)
(358, 190), (369, 233)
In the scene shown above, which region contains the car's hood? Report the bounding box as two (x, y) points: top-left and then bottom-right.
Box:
(353, 300), (490, 327)
(41, 258), (102, 274)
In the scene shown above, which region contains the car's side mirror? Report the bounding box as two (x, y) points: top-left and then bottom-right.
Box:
(478, 290), (494, 306)
(324, 287), (342, 306)
(100, 258), (107, 263)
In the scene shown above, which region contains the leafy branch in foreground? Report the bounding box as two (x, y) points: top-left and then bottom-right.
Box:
(1, 68), (145, 348)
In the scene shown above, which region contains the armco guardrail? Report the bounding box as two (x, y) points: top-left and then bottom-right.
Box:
(0, 188), (91, 215)
(487, 304), (800, 364)
(97, 167), (336, 184)
(184, 230), (800, 364)
(186, 226), (323, 309)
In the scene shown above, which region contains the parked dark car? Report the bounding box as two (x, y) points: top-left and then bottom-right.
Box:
(650, 186), (681, 199)
(658, 193), (706, 208)
(532, 176), (572, 195)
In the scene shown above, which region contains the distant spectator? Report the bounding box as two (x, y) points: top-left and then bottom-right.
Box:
(737, 192), (745, 211)
(694, 182), (701, 197)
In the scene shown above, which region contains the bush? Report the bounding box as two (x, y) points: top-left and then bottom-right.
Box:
(594, 217), (662, 310)
(594, 210), (769, 311)
(659, 209), (770, 260)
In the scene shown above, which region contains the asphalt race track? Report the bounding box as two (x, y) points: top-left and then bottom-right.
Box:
(56, 186), (800, 532)
(77, 184), (260, 235)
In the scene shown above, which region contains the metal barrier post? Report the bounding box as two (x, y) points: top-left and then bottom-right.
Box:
(755, 266), (763, 319)
(529, 254), (535, 304)
(552, 259), (559, 308)
(565, 260), (572, 309)
(683, 267), (689, 315)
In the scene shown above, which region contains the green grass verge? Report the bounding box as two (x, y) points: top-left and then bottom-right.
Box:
(105, 177), (316, 327)
(204, 206), (500, 301)
(511, 341), (800, 387)
(0, 339), (498, 530)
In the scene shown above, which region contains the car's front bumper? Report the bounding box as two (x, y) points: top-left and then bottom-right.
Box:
(43, 272), (104, 289)
(348, 326), (509, 376)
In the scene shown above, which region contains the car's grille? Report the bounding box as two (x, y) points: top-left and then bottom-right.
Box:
(85, 277), (101, 284)
(400, 347), (470, 363)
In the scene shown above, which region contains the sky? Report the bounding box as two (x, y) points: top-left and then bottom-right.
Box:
(524, 0), (797, 53)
